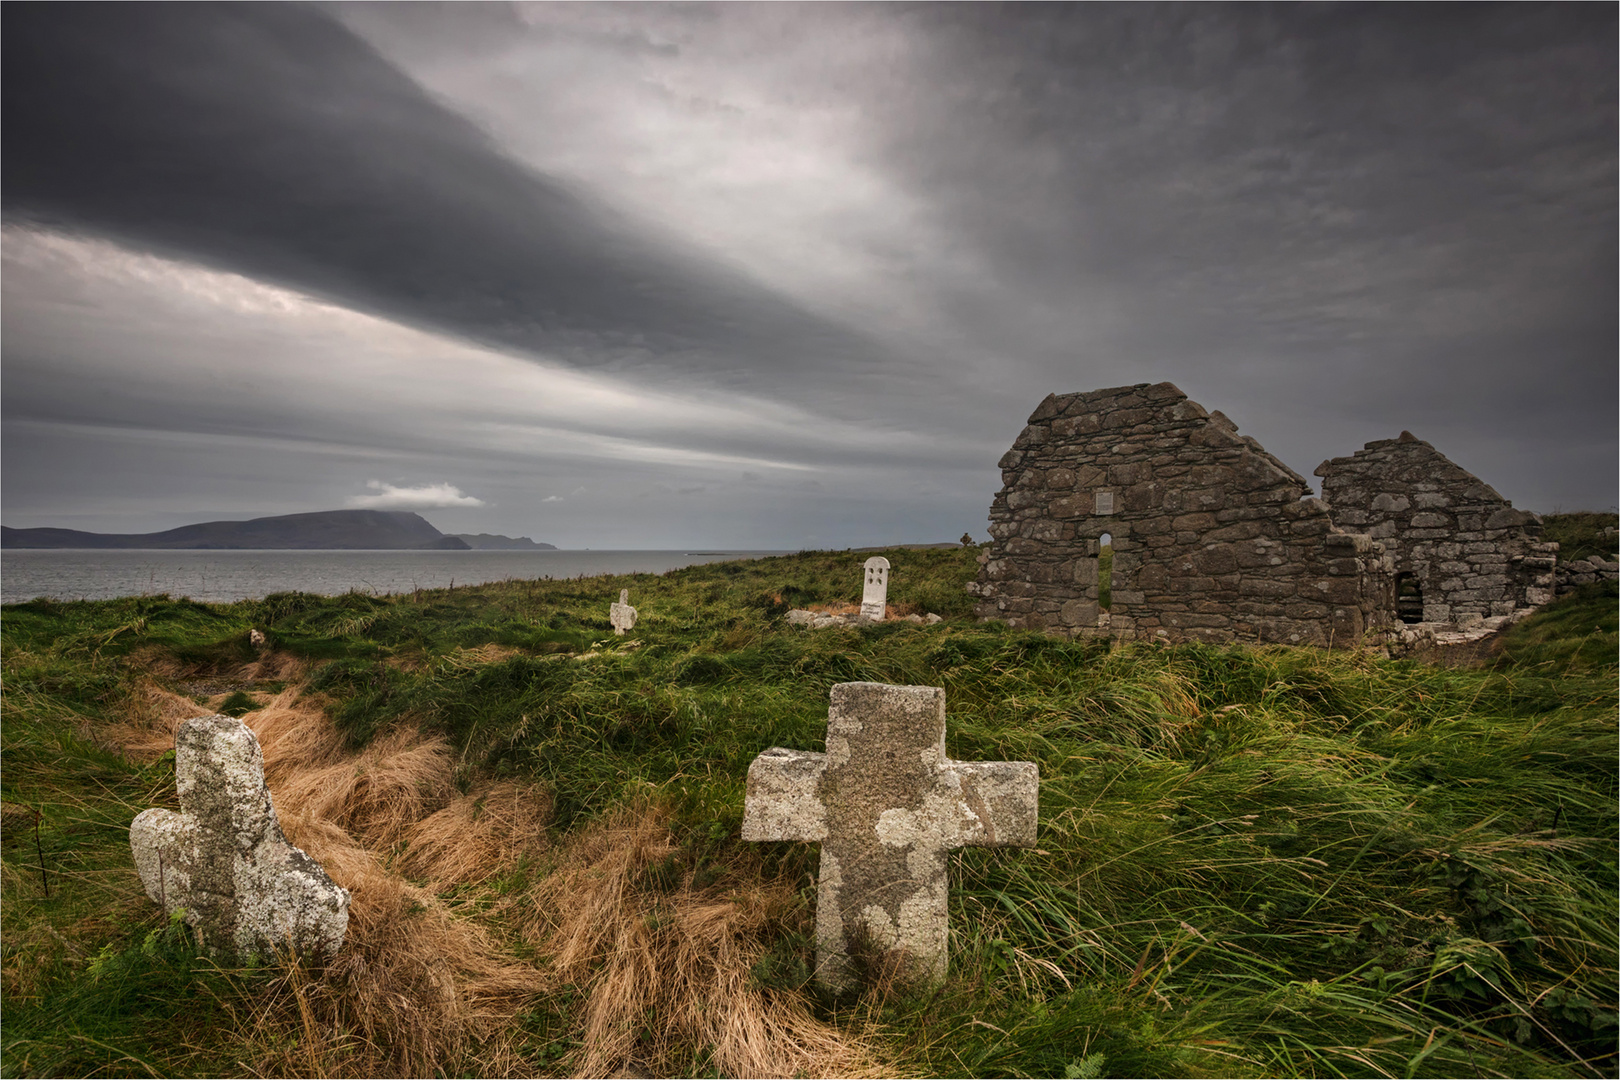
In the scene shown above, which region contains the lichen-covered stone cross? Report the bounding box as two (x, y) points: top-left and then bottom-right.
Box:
(130, 715), (349, 960)
(742, 682), (1038, 991)
(609, 588), (637, 635)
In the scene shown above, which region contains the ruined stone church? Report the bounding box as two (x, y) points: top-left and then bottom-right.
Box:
(970, 382), (1556, 647)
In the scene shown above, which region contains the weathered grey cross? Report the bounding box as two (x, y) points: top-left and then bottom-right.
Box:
(130, 715), (349, 960)
(609, 588), (638, 635)
(741, 682), (1038, 991)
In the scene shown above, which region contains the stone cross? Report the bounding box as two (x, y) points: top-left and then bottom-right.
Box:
(609, 588), (638, 635)
(860, 556), (890, 620)
(741, 682), (1038, 992)
(130, 715), (349, 960)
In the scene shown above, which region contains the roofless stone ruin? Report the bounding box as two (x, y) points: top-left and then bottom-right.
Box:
(1314, 433), (1557, 625)
(970, 381), (1557, 646)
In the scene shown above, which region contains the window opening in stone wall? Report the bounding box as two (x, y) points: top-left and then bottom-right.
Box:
(1395, 571), (1423, 624)
(1098, 532), (1113, 611)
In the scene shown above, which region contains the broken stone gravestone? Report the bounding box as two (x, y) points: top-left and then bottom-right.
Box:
(130, 714), (349, 960)
(609, 588), (638, 635)
(859, 556), (890, 620)
(741, 682), (1038, 992)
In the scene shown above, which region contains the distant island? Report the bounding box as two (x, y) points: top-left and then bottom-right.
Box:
(0, 510), (553, 551)
(449, 533), (557, 550)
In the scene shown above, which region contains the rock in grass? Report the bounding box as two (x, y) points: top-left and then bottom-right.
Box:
(130, 715), (349, 961)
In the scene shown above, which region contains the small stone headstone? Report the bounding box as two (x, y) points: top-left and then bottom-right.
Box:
(609, 589), (638, 635)
(859, 557), (890, 620)
(741, 682), (1038, 992)
(130, 715), (349, 960)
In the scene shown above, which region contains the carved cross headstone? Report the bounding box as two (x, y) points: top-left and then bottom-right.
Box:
(130, 715), (349, 960)
(741, 682), (1038, 992)
(860, 557), (890, 620)
(609, 588), (638, 635)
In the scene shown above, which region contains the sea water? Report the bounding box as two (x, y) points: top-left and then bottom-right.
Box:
(0, 549), (790, 605)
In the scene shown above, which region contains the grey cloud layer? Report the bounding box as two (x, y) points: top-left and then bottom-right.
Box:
(2, 3), (911, 402)
(2, 2), (1614, 543)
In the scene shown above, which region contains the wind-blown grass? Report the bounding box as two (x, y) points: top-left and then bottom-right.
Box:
(3, 549), (1614, 1077)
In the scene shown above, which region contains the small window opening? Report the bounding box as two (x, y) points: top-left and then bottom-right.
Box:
(1395, 571), (1423, 624)
(1098, 532), (1114, 611)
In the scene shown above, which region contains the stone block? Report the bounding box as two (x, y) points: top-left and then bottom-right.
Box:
(1049, 495), (1090, 519)
(1060, 599), (1100, 626)
(1371, 493), (1411, 512)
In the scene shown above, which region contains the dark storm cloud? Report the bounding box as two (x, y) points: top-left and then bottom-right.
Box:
(873, 3), (1617, 426)
(2, 2), (1614, 542)
(1, 2), (897, 396)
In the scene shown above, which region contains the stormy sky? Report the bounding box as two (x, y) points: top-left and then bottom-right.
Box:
(4, 3), (1614, 548)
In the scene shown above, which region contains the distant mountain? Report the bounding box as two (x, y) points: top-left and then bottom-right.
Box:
(450, 533), (558, 550)
(1, 510), (472, 550)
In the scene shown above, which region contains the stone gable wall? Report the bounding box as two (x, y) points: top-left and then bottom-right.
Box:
(1314, 434), (1557, 624)
(969, 382), (1394, 647)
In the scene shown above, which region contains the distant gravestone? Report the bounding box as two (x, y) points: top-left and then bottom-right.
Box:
(609, 588), (638, 635)
(130, 715), (349, 960)
(741, 682), (1038, 992)
(859, 557), (890, 620)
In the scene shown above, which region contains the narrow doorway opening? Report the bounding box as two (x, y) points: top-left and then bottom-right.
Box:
(1098, 532), (1113, 611)
(1395, 571), (1424, 624)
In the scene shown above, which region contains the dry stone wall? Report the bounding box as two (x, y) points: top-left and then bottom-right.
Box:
(970, 382), (1394, 647)
(1556, 557), (1620, 596)
(1314, 434), (1558, 624)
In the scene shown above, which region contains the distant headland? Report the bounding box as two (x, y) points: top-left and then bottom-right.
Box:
(0, 510), (556, 551)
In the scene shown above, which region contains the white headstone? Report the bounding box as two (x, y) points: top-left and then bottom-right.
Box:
(859, 557), (890, 620)
(609, 588), (638, 635)
(130, 715), (349, 960)
(1095, 490), (1115, 515)
(741, 682), (1038, 992)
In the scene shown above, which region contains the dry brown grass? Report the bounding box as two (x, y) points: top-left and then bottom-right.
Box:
(90, 655), (893, 1078)
(100, 676), (550, 1076)
(520, 804), (890, 1079)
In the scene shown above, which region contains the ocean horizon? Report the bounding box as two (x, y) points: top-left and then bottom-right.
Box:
(0, 548), (793, 605)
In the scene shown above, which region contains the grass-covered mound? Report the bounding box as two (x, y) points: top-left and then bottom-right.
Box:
(2, 548), (1615, 1078)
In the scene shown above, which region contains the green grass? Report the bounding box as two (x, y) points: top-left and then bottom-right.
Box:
(4, 547), (1616, 1077)
(1541, 512), (1618, 564)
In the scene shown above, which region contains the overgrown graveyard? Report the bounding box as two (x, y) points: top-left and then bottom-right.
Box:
(2, 543), (1615, 1078)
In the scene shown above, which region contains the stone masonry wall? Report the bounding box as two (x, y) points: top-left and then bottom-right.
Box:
(1556, 557), (1620, 596)
(969, 382), (1394, 647)
(1314, 434), (1557, 624)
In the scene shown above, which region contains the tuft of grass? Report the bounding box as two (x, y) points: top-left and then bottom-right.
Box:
(1492, 580), (1618, 673)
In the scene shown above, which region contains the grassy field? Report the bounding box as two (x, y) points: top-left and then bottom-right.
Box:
(1, 545), (1615, 1078)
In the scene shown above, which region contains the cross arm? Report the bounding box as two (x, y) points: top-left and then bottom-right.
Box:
(740, 747), (828, 842)
(946, 759), (1038, 848)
